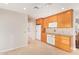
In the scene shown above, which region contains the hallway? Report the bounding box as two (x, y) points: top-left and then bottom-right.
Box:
(1, 40), (79, 55)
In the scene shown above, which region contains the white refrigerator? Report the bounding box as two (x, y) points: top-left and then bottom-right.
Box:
(36, 25), (41, 40)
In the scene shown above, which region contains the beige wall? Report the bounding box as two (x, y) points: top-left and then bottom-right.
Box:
(0, 8), (28, 52)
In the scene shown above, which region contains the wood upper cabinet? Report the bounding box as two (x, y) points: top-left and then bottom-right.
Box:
(43, 15), (57, 28)
(43, 19), (49, 28)
(64, 10), (73, 27)
(36, 18), (44, 25)
(57, 13), (64, 28)
(46, 15), (57, 23)
(57, 9), (73, 28)
(55, 35), (72, 52)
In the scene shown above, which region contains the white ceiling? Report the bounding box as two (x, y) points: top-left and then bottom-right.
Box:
(0, 3), (33, 13)
(0, 3), (79, 18)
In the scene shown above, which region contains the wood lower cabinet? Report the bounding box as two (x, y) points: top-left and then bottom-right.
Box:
(55, 35), (72, 52)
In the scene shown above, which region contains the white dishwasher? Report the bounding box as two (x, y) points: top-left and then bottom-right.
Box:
(47, 34), (55, 45)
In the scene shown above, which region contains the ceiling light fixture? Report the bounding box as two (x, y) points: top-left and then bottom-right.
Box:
(34, 6), (39, 9)
(24, 8), (26, 10)
(62, 8), (65, 10)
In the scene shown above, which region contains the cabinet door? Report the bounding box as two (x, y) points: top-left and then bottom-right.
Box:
(57, 13), (64, 28)
(36, 19), (43, 25)
(36, 19), (40, 24)
(46, 15), (57, 23)
(64, 10), (73, 27)
(41, 28), (47, 43)
(55, 35), (72, 52)
(55, 35), (62, 48)
(43, 19), (48, 28)
(61, 36), (72, 52)
(57, 10), (73, 28)
(44, 15), (57, 28)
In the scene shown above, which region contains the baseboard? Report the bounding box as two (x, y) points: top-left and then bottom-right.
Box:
(0, 44), (27, 52)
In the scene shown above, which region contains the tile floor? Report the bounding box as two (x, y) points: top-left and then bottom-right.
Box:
(0, 39), (79, 55)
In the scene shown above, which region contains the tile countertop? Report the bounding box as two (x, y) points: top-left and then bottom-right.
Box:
(46, 28), (74, 36)
(47, 33), (73, 37)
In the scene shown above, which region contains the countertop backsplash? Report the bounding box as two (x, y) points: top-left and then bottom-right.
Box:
(46, 28), (74, 36)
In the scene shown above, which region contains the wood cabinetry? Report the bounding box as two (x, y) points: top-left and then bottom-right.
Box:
(43, 19), (49, 28)
(36, 18), (44, 25)
(57, 13), (64, 28)
(46, 15), (57, 23)
(55, 35), (72, 52)
(41, 27), (47, 43)
(36, 9), (73, 52)
(57, 10), (73, 28)
(64, 10), (73, 27)
(44, 15), (57, 28)
(44, 9), (73, 28)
